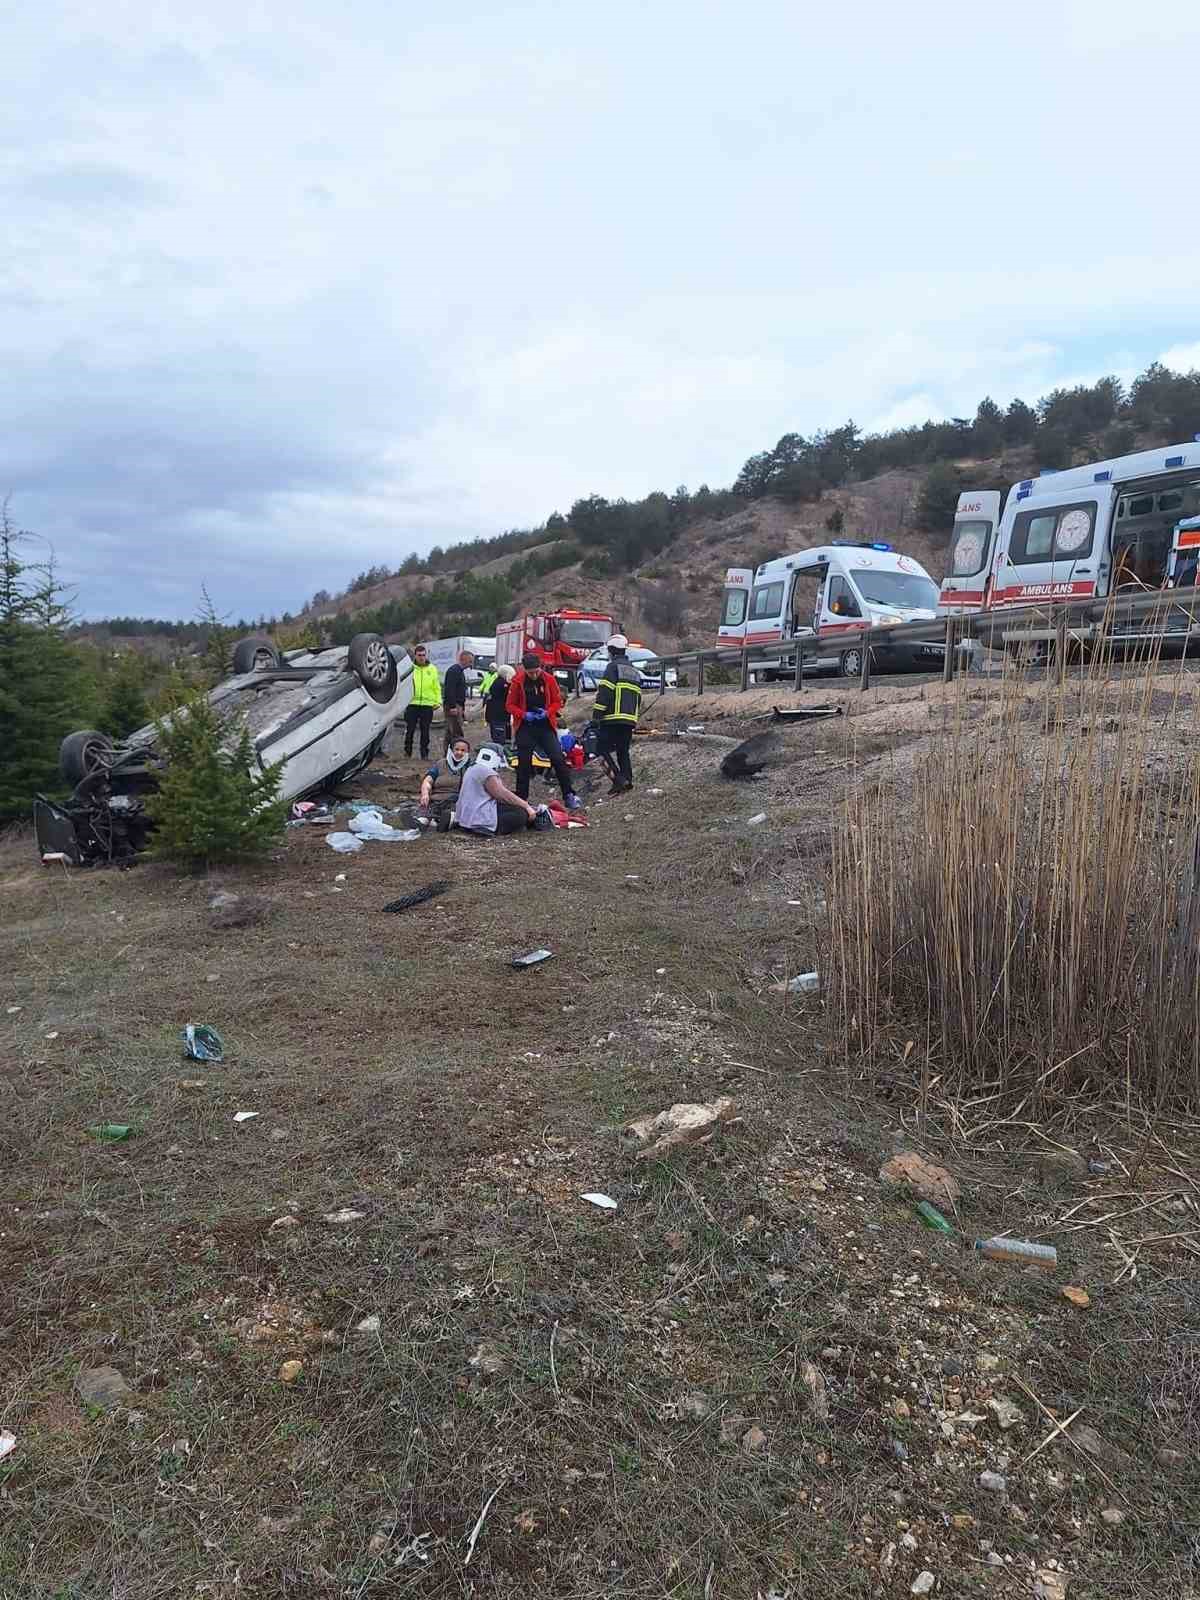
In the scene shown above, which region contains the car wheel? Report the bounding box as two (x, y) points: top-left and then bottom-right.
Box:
(59, 729), (114, 787)
(232, 636), (282, 675)
(348, 631), (399, 703)
(839, 646), (864, 678)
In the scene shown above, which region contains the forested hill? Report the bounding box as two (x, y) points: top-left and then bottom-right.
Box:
(85, 361), (1200, 655)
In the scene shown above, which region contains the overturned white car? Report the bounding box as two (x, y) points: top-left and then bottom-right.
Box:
(36, 633), (413, 866)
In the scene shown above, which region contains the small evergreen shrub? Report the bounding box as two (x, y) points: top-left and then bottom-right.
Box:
(146, 691), (287, 872)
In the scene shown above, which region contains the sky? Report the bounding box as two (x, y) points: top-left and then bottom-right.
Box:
(3, 0), (1200, 621)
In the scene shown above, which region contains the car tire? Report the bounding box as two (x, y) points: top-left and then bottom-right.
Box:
(348, 632), (398, 703)
(59, 729), (114, 787)
(232, 636), (281, 675)
(839, 646), (865, 679)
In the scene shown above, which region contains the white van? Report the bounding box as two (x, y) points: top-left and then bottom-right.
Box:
(419, 634), (496, 688)
(940, 439), (1200, 619)
(718, 542), (945, 679)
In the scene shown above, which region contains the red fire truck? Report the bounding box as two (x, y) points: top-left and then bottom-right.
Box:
(495, 608), (617, 681)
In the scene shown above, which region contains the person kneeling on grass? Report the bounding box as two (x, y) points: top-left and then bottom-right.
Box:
(417, 737), (471, 831)
(454, 745), (553, 836)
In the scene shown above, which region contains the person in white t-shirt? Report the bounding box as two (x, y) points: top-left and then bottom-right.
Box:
(455, 746), (547, 835)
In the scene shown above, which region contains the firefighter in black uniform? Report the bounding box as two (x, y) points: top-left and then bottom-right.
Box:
(591, 634), (643, 795)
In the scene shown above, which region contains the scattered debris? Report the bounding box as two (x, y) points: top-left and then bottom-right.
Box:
(5, 1005), (21, 1014)
(1061, 1285), (1090, 1307)
(1034, 1571), (1068, 1600)
(746, 812), (767, 825)
(975, 1236), (1058, 1270)
(464, 1480), (507, 1566)
(891, 1438), (909, 1461)
(978, 1470), (1007, 1494)
(626, 1097), (735, 1160)
(75, 1365), (132, 1410)
(801, 1360), (830, 1422)
(278, 1360), (303, 1383)
(270, 1215), (300, 1230)
(87, 1123), (132, 1142)
(44, 1030), (59, 1041)
(914, 1201), (954, 1234)
(182, 1024), (224, 1063)
(988, 1397), (1026, 1431)
(325, 832), (364, 853)
(356, 1315), (381, 1335)
(721, 732), (777, 780)
(880, 1150), (961, 1204)
(0, 1429), (16, 1459)
(911, 1574), (935, 1597)
(581, 1192), (617, 1211)
(323, 1208), (366, 1223)
(1100, 1506), (1124, 1526)
(382, 881), (451, 914)
(773, 971), (820, 995)
(233, 1111), (260, 1123)
(348, 810), (421, 842)
(512, 949), (554, 968)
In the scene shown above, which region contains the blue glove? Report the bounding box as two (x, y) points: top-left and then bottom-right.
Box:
(523, 710), (537, 723)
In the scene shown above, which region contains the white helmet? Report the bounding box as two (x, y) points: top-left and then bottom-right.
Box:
(475, 746), (504, 771)
(607, 633), (628, 651)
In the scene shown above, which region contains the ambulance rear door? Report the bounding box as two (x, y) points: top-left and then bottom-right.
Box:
(718, 567), (752, 647)
(940, 491), (1002, 613)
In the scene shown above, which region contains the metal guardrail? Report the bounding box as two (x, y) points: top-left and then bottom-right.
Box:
(639, 586), (1200, 697)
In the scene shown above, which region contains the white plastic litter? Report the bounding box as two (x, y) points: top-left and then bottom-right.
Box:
(747, 813), (767, 826)
(326, 832), (364, 853)
(348, 810), (421, 843)
(0, 1429), (15, 1459)
(581, 1192), (618, 1210)
(776, 971), (821, 995)
(233, 1111), (260, 1123)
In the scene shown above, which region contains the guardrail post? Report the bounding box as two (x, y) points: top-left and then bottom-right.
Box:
(859, 629), (871, 691)
(696, 654), (704, 696)
(942, 616), (956, 683)
(740, 647), (750, 692)
(792, 638), (804, 692)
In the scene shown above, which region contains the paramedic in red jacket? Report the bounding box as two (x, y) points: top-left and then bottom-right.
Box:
(506, 653), (583, 810)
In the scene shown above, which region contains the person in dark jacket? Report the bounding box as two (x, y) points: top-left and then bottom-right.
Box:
(482, 663), (515, 745)
(506, 654), (581, 809)
(591, 634), (643, 794)
(442, 650), (472, 750)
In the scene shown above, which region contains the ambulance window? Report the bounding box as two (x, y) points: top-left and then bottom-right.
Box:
(721, 588), (748, 626)
(827, 576), (862, 618)
(1011, 502), (1096, 563)
(1128, 495), (1154, 517)
(750, 581), (784, 619)
(950, 519), (991, 576)
(1159, 491), (1184, 513)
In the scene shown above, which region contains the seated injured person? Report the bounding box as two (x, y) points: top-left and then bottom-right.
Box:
(453, 745), (552, 835)
(417, 737), (472, 829)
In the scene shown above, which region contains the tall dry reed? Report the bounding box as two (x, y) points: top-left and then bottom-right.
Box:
(829, 642), (1200, 1115)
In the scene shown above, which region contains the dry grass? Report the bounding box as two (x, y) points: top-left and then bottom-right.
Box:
(829, 647), (1200, 1117)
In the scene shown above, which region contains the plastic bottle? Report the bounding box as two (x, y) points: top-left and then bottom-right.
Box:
(915, 1201), (955, 1234)
(974, 1236), (1057, 1270)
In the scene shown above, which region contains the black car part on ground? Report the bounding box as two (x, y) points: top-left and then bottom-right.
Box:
(381, 880), (452, 913)
(34, 787), (152, 867)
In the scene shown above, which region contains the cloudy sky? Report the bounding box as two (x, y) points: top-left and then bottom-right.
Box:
(4, 1), (1199, 620)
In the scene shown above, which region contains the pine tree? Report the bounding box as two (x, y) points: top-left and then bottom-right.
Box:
(101, 654), (151, 739)
(145, 690), (287, 872)
(0, 505), (97, 820)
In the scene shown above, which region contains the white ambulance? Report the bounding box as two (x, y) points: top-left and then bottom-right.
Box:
(718, 541), (945, 679)
(940, 439), (1200, 619)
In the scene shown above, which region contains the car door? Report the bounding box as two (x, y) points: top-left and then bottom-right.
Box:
(718, 567), (752, 647)
(940, 491), (1002, 612)
(993, 491), (1110, 605)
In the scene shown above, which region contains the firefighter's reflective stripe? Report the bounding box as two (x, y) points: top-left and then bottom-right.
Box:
(592, 664), (642, 724)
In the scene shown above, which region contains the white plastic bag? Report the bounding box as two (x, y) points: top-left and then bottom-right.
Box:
(326, 831), (364, 853)
(348, 810), (420, 843)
